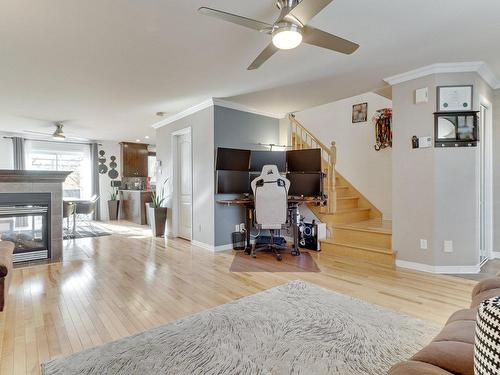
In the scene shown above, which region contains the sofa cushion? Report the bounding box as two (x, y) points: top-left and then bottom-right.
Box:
(446, 308), (478, 324)
(471, 288), (500, 308)
(433, 320), (476, 344)
(411, 341), (474, 375)
(474, 296), (500, 375)
(472, 277), (500, 298)
(388, 360), (452, 375)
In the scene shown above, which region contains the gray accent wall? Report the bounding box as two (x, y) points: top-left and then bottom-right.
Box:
(214, 105), (280, 247)
(156, 106), (215, 246)
(392, 72), (493, 268)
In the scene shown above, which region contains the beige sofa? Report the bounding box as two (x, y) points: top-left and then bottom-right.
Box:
(0, 241), (14, 311)
(389, 273), (500, 375)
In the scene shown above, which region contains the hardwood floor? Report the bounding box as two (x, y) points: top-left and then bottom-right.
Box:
(0, 221), (476, 375)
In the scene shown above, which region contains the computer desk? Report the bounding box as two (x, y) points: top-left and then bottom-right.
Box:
(217, 197), (325, 254)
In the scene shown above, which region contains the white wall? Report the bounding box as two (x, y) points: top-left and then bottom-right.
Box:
(392, 72), (493, 270)
(98, 141), (121, 220)
(295, 92), (393, 219)
(0, 133), (14, 169)
(155, 106), (215, 246)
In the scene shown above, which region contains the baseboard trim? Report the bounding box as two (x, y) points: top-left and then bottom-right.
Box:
(396, 260), (480, 274)
(191, 240), (216, 252)
(490, 252), (500, 259)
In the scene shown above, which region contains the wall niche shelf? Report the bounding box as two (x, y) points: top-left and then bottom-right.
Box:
(434, 111), (479, 148)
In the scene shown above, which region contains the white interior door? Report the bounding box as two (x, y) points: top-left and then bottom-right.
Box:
(177, 132), (192, 240)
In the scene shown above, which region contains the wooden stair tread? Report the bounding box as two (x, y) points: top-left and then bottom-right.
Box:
(333, 219), (392, 234)
(336, 195), (359, 200)
(321, 208), (371, 215)
(321, 239), (394, 255)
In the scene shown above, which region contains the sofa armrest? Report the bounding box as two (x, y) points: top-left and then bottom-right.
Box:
(472, 277), (500, 298)
(388, 360), (453, 375)
(0, 264), (7, 278)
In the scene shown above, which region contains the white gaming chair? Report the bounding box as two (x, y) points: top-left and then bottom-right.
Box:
(251, 165), (290, 261)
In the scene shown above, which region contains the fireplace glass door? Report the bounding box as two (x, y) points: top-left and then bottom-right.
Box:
(0, 206), (49, 262)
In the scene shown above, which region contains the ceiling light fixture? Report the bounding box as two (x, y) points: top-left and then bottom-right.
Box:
(136, 139), (141, 142)
(156, 112), (168, 117)
(272, 24), (303, 50)
(145, 136), (150, 139)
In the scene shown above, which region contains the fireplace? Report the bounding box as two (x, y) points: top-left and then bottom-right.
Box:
(0, 193), (51, 262)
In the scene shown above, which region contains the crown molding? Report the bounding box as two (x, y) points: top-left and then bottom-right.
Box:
(151, 98), (214, 129)
(384, 62), (500, 89)
(212, 99), (285, 119)
(151, 98), (285, 130)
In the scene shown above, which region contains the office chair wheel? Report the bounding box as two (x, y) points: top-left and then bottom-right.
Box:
(244, 248), (251, 255)
(291, 249), (300, 256)
(252, 253), (257, 258)
(277, 254), (282, 261)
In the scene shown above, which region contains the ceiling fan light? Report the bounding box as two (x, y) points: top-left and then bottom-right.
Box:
(272, 25), (302, 50)
(52, 134), (65, 140)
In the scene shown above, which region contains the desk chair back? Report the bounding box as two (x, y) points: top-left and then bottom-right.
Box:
(251, 165), (290, 230)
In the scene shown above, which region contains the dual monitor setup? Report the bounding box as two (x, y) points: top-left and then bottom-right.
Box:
(216, 147), (324, 197)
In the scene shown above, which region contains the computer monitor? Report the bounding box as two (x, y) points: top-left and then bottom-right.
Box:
(215, 147), (251, 171)
(250, 151), (286, 172)
(286, 172), (323, 197)
(286, 149), (322, 172)
(216, 170), (250, 194)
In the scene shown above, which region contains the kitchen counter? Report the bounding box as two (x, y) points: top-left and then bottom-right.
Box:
(119, 190), (153, 225)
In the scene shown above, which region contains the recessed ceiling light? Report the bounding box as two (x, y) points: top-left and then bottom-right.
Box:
(145, 136), (150, 139)
(136, 139), (141, 142)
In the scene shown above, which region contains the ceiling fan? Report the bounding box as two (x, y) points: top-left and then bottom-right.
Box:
(198, 0), (359, 70)
(22, 121), (90, 141)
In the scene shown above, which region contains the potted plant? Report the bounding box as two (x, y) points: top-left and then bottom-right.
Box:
(108, 188), (120, 220)
(147, 179), (168, 237)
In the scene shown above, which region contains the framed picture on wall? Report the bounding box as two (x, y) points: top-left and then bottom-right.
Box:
(437, 85), (473, 111)
(352, 102), (368, 123)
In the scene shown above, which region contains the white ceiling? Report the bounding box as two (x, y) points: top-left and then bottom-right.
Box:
(0, 0), (499, 141)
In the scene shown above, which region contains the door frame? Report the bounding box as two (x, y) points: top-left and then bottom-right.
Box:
(477, 96), (493, 261)
(171, 127), (193, 240)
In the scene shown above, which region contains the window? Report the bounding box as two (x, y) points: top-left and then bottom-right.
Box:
(25, 141), (92, 198)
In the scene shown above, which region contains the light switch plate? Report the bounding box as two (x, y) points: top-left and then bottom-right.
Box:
(418, 136), (432, 148)
(415, 87), (429, 104)
(444, 240), (453, 253)
(420, 239), (428, 249)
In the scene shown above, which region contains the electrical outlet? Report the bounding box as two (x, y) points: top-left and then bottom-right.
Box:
(235, 224), (240, 232)
(420, 239), (428, 250)
(444, 240), (453, 253)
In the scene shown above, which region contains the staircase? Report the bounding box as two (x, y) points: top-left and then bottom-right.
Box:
(289, 114), (396, 267)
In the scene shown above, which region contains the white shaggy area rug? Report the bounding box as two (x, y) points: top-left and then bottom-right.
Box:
(42, 280), (439, 375)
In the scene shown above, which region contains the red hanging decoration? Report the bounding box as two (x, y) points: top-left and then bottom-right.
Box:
(373, 108), (392, 151)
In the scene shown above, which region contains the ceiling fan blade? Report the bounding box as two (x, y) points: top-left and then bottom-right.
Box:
(302, 26), (359, 54)
(247, 43), (279, 70)
(198, 7), (272, 32)
(283, 0), (333, 25)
